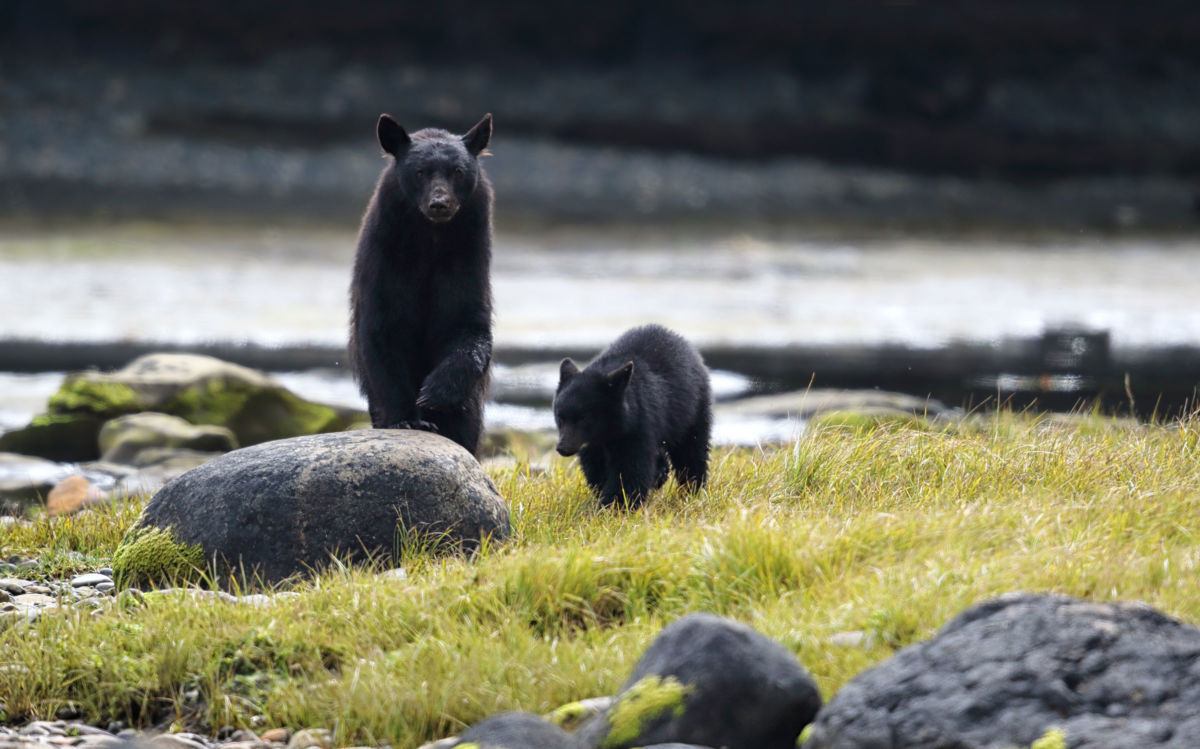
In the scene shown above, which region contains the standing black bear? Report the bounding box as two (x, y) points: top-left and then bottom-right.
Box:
(349, 113), (494, 456)
(553, 324), (712, 508)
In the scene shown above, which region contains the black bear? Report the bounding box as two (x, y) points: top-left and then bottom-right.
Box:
(348, 113), (494, 455)
(553, 324), (712, 508)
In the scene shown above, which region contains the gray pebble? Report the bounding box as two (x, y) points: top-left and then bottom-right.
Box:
(0, 579), (29, 595)
(25, 584), (52, 595)
(72, 573), (113, 588)
(96, 567), (114, 577)
(96, 582), (115, 593)
(150, 735), (209, 749)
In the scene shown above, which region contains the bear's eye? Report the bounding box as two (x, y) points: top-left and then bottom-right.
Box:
(417, 168), (430, 178)
(454, 167), (465, 177)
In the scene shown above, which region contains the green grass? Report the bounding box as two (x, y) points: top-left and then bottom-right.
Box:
(3, 412), (1200, 747)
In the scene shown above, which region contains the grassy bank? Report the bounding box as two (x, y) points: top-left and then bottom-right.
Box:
(2, 412), (1199, 747)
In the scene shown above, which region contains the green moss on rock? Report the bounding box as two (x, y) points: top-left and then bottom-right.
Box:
(546, 701), (591, 731)
(601, 675), (692, 749)
(48, 377), (142, 417)
(1030, 727), (1067, 749)
(112, 525), (208, 588)
(166, 379), (348, 446)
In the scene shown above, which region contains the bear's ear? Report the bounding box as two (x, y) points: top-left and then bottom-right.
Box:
(377, 114), (410, 156)
(559, 358), (580, 387)
(604, 361), (634, 390)
(462, 113), (492, 157)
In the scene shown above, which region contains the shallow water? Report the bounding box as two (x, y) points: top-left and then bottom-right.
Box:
(3, 225), (1199, 350)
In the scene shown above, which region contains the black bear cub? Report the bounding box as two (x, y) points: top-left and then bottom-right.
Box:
(349, 113), (494, 455)
(553, 324), (712, 508)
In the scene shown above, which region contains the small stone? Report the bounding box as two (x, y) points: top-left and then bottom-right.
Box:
(66, 725), (114, 737)
(16, 560), (38, 570)
(227, 731), (260, 743)
(71, 573), (113, 588)
(14, 593), (57, 607)
(26, 584), (52, 595)
(258, 729), (290, 743)
(96, 567), (114, 577)
(149, 734), (207, 749)
(47, 476), (107, 517)
(285, 729), (333, 749)
(55, 706), (81, 720)
(0, 590), (10, 604)
(0, 578), (29, 595)
(96, 582), (116, 593)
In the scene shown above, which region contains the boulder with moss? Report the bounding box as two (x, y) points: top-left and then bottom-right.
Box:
(45, 353), (362, 448)
(113, 429), (510, 588)
(804, 593), (1200, 748)
(98, 411), (237, 464)
(577, 613), (821, 749)
(0, 412), (108, 462)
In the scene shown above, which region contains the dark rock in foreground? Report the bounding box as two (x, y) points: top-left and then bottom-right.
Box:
(113, 430), (510, 588)
(452, 712), (576, 749)
(578, 613), (821, 749)
(806, 592), (1200, 748)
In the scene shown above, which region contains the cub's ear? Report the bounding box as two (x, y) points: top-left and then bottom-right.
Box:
(462, 113), (493, 157)
(605, 361), (634, 390)
(559, 358), (580, 387)
(377, 114), (410, 156)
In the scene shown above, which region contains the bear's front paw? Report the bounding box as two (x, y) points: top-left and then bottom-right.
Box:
(387, 420), (441, 434)
(415, 382), (462, 411)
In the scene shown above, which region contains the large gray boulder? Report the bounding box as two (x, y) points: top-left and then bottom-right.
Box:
(805, 593), (1200, 748)
(578, 613), (821, 749)
(112, 430), (510, 588)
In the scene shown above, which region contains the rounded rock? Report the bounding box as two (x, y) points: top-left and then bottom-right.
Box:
(577, 613), (821, 749)
(806, 592), (1200, 748)
(113, 430), (510, 588)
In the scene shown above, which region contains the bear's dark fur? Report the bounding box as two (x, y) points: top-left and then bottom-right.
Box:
(553, 324), (712, 508)
(349, 113), (494, 455)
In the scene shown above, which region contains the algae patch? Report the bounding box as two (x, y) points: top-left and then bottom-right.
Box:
(601, 675), (692, 748)
(1030, 727), (1067, 749)
(48, 377), (142, 417)
(112, 525), (207, 587)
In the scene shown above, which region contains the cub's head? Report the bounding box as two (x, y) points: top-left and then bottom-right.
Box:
(376, 113), (492, 223)
(552, 358), (634, 456)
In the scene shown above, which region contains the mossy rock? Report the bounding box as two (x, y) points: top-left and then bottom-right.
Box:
(99, 412), (237, 464)
(45, 353), (362, 447)
(112, 525), (208, 588)
(577, 613), (820, 749)
(0, 412), (106, 461)
(120, 429), (510, 589)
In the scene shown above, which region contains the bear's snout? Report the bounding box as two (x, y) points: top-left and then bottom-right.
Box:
(423, 196), (459, 223)
(556, 435), (582, 456)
